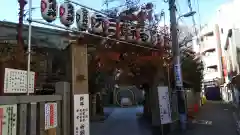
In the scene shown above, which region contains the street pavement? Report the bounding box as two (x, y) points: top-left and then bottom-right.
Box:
(91, 101), (238, 135)
(171, 101), (238, 135)
(91, 106), (152, 135)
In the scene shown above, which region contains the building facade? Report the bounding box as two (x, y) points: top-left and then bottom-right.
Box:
(194, 22), (224, 83)
(192, 0), (240, 102)
(217, 0), (240, 103)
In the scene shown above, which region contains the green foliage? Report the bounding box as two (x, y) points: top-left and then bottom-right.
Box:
(89, 71), (107, 94)
(181, 49), (204, 92)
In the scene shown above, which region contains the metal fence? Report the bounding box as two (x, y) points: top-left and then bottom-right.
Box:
(0, 95), (62, 135)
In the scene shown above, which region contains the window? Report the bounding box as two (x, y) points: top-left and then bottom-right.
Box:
(237, 49), (240, 64)
(205, 67), (218, 72)
(204, 52), (216, 57)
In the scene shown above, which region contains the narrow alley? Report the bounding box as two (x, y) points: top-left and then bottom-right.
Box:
(91, 101), (238, 135)
(172, 101), (238, 135)
(1, 0), (240, 134)
(91, 107), (152, 135)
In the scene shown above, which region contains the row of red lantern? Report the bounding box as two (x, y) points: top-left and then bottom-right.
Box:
(40, 0), (163, 46)
(41, 0), (75, 26)
(41, 0), (154, 25)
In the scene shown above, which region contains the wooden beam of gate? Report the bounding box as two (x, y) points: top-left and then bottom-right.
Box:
(69, 39), (88, 94)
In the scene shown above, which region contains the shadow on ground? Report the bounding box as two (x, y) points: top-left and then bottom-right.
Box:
(171, 101), (238, 135)
(91, 106), (152, 135)
(91, 101), (238, 135)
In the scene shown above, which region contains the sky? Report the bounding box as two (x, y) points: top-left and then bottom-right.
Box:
(0, 0), (230, 29)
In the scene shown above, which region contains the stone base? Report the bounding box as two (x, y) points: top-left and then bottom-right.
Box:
(90, 115), (106, 122)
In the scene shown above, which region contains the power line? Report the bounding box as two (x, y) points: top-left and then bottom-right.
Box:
(176, 0), (182, 14)
(187, 0), (193, 12)
(195, 0), (201, 30)
(187, 0), (196, 26)
(187, 0), (197, 36)
(176, 0), (187, 26)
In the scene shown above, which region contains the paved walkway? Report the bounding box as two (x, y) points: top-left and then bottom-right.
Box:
(91, 101), (238, 135)
(91, 106), (152, 135)
(173, 101), (238, 135)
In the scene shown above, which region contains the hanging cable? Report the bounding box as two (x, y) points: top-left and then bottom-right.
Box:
(176, 0), (185, 24)
(187, 0), (197, 36)
(195, 0), (201, 30)
(176, 0), (181, 14)
(161, 9), (165, 27)
(193, 0), (202, 46)
(163, 0), (168, 3)
(187, 0), (193, 12)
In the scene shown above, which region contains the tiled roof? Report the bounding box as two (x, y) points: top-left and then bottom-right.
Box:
(0, 21), (70, 49)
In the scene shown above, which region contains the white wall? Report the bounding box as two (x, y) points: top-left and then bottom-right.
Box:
(200, 36), (216, 52)
(232, 0), (240, 28)
(192, 36), (199, 53)
(193, 0), (240, 82)
(199, 0), (240, 82)
(200, 33), (222, 81)
(216, 3), (233, 30)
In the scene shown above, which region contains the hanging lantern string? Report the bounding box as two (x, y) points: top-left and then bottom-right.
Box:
(70, 0), (108, 17)
(29, 19), (160, 51)
(68, 0), (170, 40)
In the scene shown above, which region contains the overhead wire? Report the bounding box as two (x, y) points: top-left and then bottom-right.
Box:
(176, 0), (189, 28)
(176, 0), (185, 24)
(70, 0), (169, 38)
(195, 0), (201, 30)
(21, 0), (174, 51)
(30, 19), (160, 50)
(187, 0), (197, 36)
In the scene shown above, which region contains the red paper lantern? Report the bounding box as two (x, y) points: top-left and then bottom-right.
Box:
(59, 2), (75, 27)
(41, 0), (58, 22)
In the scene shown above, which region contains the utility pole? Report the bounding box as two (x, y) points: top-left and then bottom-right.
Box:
(168, 0), (187, 130)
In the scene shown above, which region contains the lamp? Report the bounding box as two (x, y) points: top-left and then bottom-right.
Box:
(177, 11), (196, 22)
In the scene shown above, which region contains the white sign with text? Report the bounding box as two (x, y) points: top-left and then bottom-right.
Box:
(174, 56), (183, 87)
(157, 86), (172, 124)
